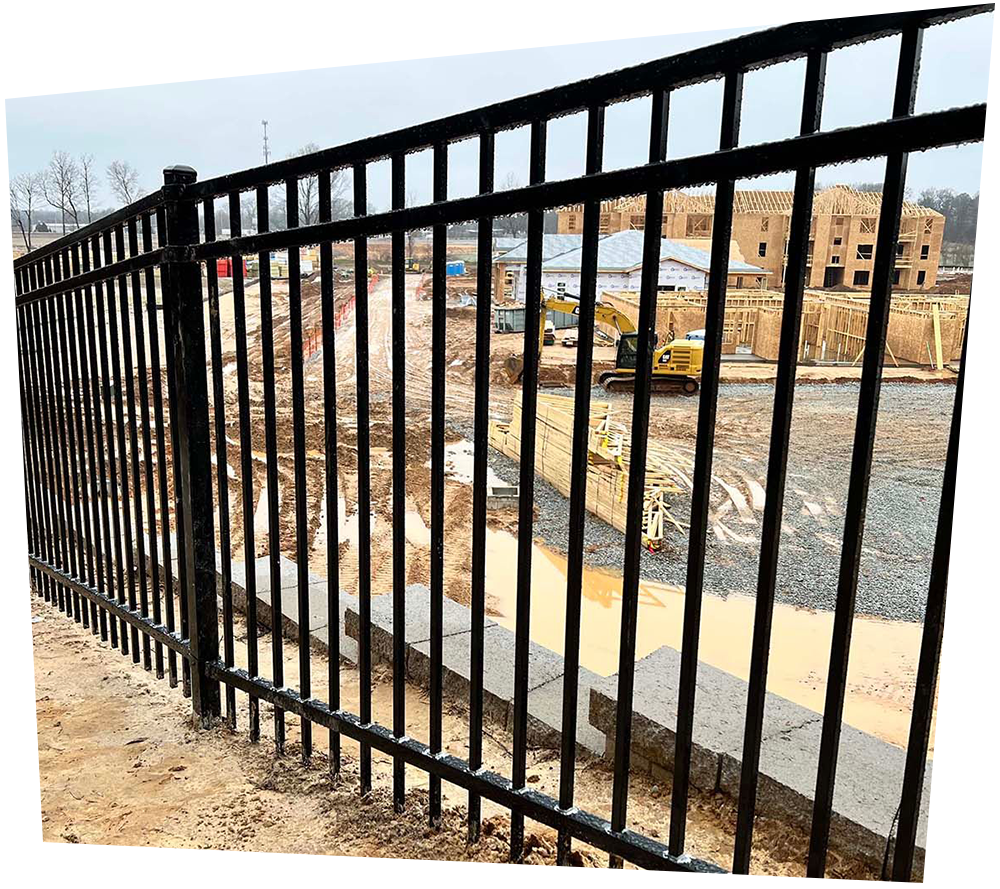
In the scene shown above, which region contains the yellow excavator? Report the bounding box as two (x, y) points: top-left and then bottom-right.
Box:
(503, 294), (704, 395)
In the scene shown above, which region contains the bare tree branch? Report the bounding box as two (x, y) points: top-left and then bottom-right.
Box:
(43, 150), (82, 234)
(495, 172), (527, 237)
(240, 193), (258, 236)
(273, 143), (351, 226)
(10, 171), (43, 250)
(106, 159), (143, 206)
(79, 153), (99, 223)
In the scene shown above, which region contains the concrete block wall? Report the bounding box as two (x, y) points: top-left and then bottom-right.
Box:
(130, 530), (929, 876)
(588, 645), (930, 878)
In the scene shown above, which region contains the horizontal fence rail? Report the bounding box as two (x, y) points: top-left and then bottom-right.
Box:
(14, 6), (986, 877)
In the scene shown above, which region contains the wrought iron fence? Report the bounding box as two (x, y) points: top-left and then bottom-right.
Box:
(13, 6), (986, 877)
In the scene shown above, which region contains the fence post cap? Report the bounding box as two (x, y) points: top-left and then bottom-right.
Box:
(163, 165), (198, 184)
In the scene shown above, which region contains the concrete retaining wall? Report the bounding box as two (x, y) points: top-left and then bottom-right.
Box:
(588, 645), (929, 878)
(134, 531), (929, 876)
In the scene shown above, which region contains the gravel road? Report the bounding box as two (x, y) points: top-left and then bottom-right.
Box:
(465, 381), (957, 623)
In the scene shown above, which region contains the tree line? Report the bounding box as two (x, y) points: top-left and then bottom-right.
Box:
(9, 143), (359, 251)
(9, 151), (145, 249)
(840, 180), (979, 251)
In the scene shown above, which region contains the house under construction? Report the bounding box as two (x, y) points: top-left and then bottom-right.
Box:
(556, 185), (945, 291)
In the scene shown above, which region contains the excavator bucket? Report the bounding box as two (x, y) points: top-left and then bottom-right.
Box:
(503, 354), (525, 383)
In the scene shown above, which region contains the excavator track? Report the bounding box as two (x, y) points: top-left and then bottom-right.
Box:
(598, 372), (700, 396)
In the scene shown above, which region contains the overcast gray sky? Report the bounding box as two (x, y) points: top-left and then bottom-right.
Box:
(4, 13), (992, 211)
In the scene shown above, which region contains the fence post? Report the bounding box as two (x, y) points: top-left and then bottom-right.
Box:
(162, 165), (220, 725)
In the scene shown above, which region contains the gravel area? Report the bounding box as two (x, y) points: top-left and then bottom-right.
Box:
(463, 381), (957, 624)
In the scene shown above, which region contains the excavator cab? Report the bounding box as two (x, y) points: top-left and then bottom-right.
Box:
(614, 331), (658, 370)
(603, 331), (700, 394)
(503, 294), (701, 395)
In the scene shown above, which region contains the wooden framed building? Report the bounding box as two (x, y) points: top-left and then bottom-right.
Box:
(556, 185), (945, 291)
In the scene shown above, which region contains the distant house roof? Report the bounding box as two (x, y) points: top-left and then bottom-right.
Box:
(539, 230), (767, 275)
(495, 234), (589, 263)
(494, 237), (527, 255)
(673, 237), (750, 265)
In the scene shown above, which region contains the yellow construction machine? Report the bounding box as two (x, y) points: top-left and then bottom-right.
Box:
(503, 295), (704, 394)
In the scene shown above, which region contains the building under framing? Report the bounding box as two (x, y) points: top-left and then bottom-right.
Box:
(556, 185), (945, 291)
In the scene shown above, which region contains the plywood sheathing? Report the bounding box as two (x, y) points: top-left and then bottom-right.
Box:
(488, 393), (689, 549)
(557, 185), (946, 292)
(598, 290), (968, 366)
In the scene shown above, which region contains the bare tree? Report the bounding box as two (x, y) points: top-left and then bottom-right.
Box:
(279, 144), (349, 226)
(106, 159), (143, 206)
(79, 153), (99, 223)
(495, 172), (527, 237)
(292, 143), (321, 226)
(331, 172), (352, 220)
(43, 150), (82, 234)
(10, 171), (43, 250)
(240, 192), (258, 235)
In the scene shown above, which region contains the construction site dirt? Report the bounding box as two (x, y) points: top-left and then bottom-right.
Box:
(126, 270), (950, 761)
(31, 595), (879, 878)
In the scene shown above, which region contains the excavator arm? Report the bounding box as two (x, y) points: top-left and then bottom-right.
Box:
(543, 295), (638, 336)
(503, 294), (635, 382)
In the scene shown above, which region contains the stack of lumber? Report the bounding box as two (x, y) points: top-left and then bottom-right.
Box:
(488, 393), (686, 550)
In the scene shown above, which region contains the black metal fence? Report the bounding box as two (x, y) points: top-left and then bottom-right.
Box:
(13, 6), (986, 877)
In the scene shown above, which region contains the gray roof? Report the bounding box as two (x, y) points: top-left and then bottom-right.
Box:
(494, 237), (527, 255)
(541, 229), (767, 275)
(495, 234), (589, 263)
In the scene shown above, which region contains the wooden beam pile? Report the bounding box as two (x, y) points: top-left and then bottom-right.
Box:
(488, 393), (686, 550)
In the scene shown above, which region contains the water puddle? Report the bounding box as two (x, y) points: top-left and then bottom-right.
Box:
(405, 510), (431, 547)
(484, 528), (930, 751)
(425, 439), (510, 488)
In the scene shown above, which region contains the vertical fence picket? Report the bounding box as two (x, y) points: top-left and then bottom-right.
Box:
(95, 233), (130, 654)
(354, 161), (373, 793)
(390, 152), (407, 812)
(318, 171), (341, 772)
(39, 294), (70, 615)
(84, 240), (115, 645)
(891, 320), (967, 883)
(509, 118), (547, 861)
(228, 191), (261, 739)
(557, 101), (606, 866)
(119, 224), (152, 669)
(732, 48), (826, 875)
(287, 179), (313, 761)
(204, 199), (237, 728)
(429, 141), (448, 827)
(107, 227), (140, 661)
(808, 25), (923, 877)
(68, 247), (97, 632)
(257, 182), (285, 750)
(669, 71), (743, 858)
(149, 208), (178, 686)
(134, 218), (165, 677)
(468, 128), (494, 843)
(54, 273), (83, 621)
(609, 90), (670, 869)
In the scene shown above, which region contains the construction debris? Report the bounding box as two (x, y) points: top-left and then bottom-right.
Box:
(488, 393), (688, 550)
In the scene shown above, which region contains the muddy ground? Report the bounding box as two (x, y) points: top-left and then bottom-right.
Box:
(31, 596), (879, 878)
